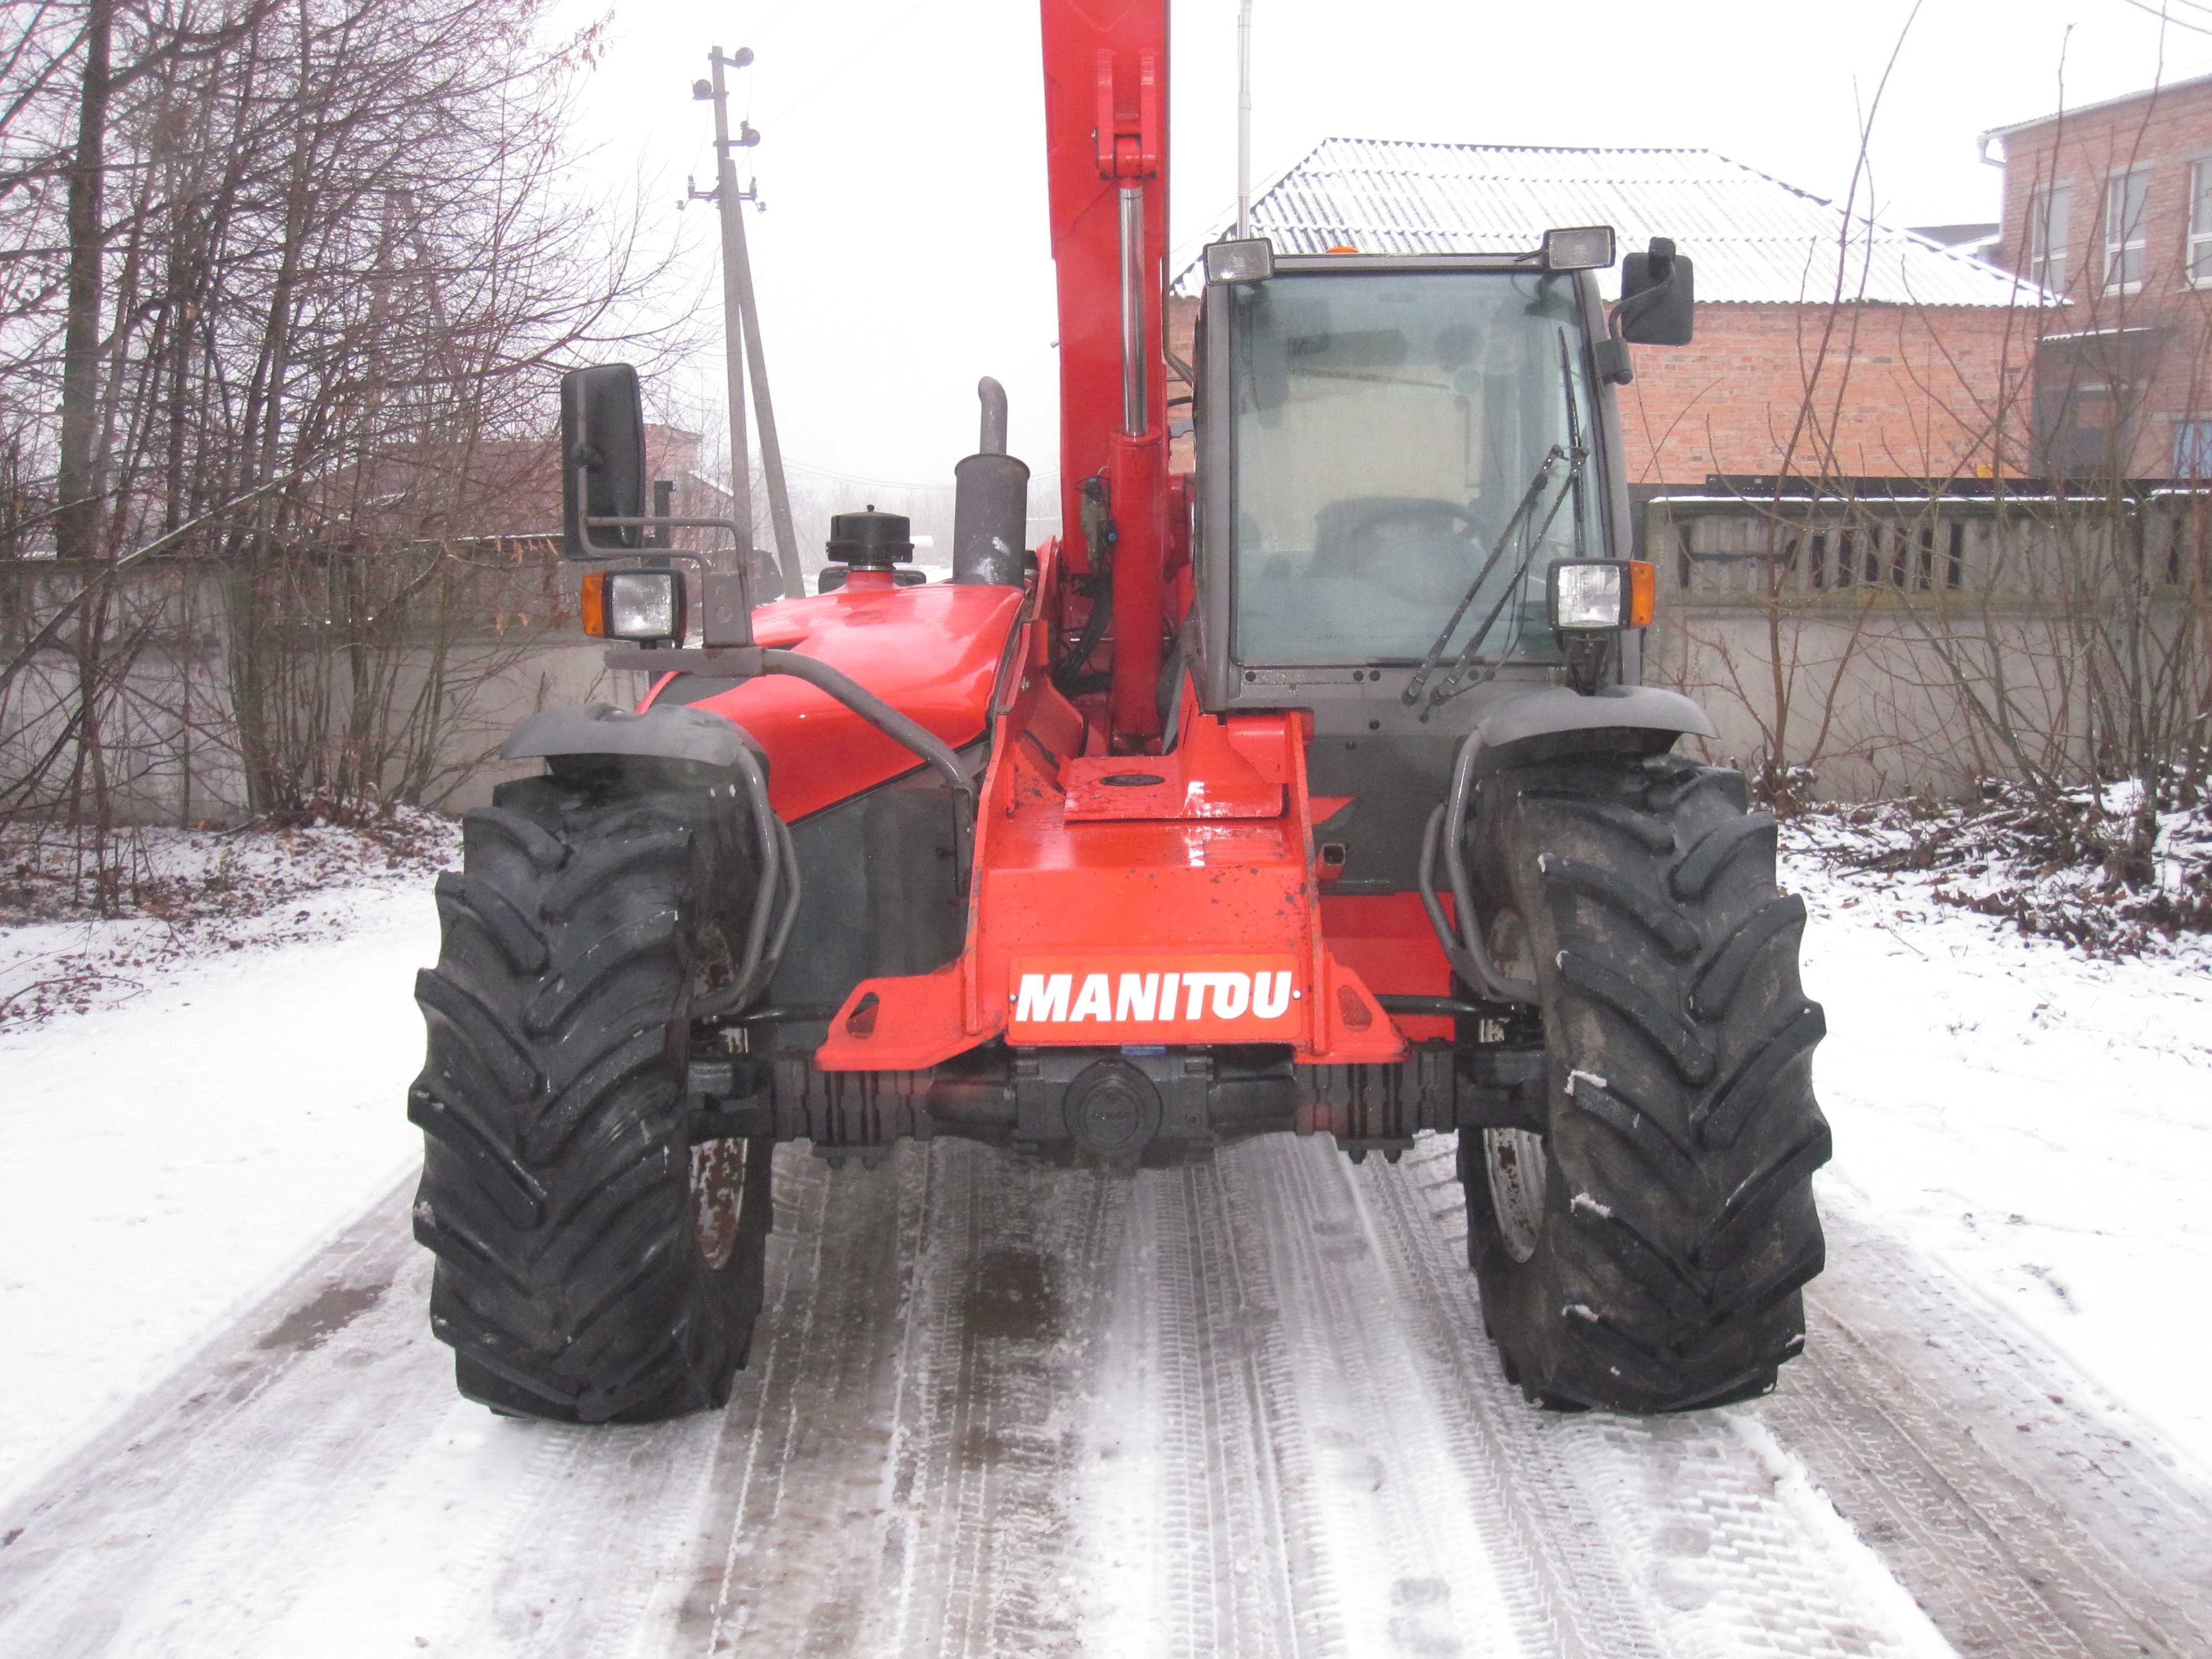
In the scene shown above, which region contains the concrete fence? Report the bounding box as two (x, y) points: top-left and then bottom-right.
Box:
(9, 499), (2202, 825)
(0, 545), (650, 826)
(1644, 492), (2208, 797)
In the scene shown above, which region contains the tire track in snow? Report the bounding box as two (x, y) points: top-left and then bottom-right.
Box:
(1160, 1158), (1303, 1652)
(0, 1179), (448, 1658)
(1197, 1149), (1349, 1655)
(1068, 1157), (1308, 1653)
(6, 1135), (2195, 1658)
(1360, 1133), (1960, 1659)
(906, 1141), (1115, 1659)
(675, 1140), (1122, 1658)
(665, 1146), (925, 1655)
(1751, 1197), (2212, 1658)
(1214, 1135), (1535, 1659)
(1361, 1135), (1668, 1659)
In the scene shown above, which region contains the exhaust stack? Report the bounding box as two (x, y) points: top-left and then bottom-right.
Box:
(952, 376), (1031, 587)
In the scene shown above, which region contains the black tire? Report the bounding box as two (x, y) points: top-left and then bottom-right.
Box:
(409, 762), (773, 1423)
(1460, 750), (1828, 1412)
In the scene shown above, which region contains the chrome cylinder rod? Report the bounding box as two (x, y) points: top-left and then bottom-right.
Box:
(1119, 183), (1147, 436)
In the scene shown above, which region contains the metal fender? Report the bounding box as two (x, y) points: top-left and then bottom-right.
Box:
(502, 701), (767, 773)
(1474, 684), (1718, 749)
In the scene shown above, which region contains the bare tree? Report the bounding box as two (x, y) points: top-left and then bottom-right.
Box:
(1, 0), (698, 906)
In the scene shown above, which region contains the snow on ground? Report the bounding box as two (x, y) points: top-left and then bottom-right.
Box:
(0, 873), (434, 1506)
(1782, 829), (2212, 1478)
(0, 810), (455, 1026)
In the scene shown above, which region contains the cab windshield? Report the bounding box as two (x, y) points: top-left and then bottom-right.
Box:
(1229, 270), (1602, 666)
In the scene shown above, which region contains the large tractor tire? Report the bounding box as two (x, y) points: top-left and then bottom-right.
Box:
(409, 762), (773, 1423)
(1460, 751), (1828, 1412)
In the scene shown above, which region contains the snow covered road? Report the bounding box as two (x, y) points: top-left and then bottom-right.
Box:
(2, 867), (2209, 1657)
(3, 1135), (2208, 1657)
(0, 877), (428, 1503)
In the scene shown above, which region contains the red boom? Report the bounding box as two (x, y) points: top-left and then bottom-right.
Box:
(1040, 0), (1171, 747)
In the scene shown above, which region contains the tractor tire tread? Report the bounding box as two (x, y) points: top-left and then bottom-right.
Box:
(1462, 754), (1829, 1413)
(410, 774), (768, 1425)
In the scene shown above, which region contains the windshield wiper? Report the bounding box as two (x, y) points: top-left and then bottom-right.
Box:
(1400, 443), (1571, 710)
(1420, 446), (1583, 714)
(1558, 327), (1588, 564)
(1413, 333), (1590, 716)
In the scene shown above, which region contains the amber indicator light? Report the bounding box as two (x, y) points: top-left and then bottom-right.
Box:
(1627, 560), (1656, 628)
(579, 571), (609, 637)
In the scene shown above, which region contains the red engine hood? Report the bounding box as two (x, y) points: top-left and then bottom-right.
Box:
(640, 582), (1025, 822)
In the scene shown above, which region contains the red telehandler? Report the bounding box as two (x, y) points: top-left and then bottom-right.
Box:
(408, 0), (1828, 1423)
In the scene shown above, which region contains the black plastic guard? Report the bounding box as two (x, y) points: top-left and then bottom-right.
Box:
(501, 702), (767, 774)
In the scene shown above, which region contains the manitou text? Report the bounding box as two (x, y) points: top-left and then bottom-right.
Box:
(1011, 969), (1299, 1025)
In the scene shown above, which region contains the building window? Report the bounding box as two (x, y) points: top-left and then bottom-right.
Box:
(2192, 161), (2212, 286)
(2030, 181), (2070, 294)
(2174, 418), (2212, 480)
(2105, 169), (2150, 293)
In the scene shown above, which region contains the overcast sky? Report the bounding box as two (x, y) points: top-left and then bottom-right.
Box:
(547, 0), (2212, 505)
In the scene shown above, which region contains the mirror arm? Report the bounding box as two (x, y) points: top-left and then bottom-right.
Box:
(569, 464), (637, 557)
(1595, 260), (1683, 383)
(1594, 315), (1634, 386)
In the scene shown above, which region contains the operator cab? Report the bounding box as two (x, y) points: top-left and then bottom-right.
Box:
(1186, 228), (1694, 889)
(1191, 229), (1689, 708)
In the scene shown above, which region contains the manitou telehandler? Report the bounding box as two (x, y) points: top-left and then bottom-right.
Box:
(409, 0), (1829, 1423)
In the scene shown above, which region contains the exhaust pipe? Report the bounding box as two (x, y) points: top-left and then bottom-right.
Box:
(952, 375), (1031, 587)
(978, 374), (1009, 456)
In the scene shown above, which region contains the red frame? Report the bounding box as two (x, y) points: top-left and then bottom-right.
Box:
(632, 2), (1453, 1079)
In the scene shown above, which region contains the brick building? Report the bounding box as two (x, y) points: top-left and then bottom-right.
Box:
(1985, 74), (2212, 477)
(1170, 137), (2028, 494)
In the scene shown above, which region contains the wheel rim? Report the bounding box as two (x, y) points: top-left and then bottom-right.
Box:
(1484, 1129), (1548, 1264)
(689, 916), (747, 1271)
(1481, 905), (1548, 1265)
(690, 1138), (747, 1270)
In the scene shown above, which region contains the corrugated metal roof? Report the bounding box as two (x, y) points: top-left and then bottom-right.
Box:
(1172, 137), (2035, 307)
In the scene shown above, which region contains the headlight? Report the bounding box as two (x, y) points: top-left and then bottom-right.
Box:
(580, 569), (685, 641)
(1204, 236), (1276, 285)
(1541, 225), (1616, 272)
(1546, 560), (1655, 631)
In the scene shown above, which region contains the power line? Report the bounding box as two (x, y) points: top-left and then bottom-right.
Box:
(781, 455), (956, 491)
(2112, 0), (2212, 37)
(779, 456), (1059, 494)
(756, 0), (938, 131)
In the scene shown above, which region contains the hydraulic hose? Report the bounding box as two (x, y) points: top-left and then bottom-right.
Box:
(693, 739), (802, 1021)
(1415, 730), (1540, 1006)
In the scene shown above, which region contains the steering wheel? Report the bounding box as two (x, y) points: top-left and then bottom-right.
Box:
(1315, 495), (1483, 608)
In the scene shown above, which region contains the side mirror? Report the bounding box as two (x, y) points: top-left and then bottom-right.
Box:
(560, 364), (646, 558)
(1617, 238), (1695, 346)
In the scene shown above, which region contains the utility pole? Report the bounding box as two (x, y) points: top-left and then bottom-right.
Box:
(693, 48), (803, 600)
